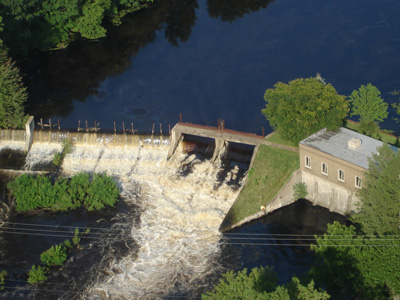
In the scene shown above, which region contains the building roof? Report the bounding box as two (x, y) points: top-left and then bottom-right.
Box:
(300, 127), (398, 169)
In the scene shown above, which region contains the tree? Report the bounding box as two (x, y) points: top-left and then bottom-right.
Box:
(72, 0), (111, 39)
(0, 51), (28, 128)
(202, 266), (329, 300)
(0, 0), (156, 56)
(40, 244), (67, 267)
(348, 84), (388, 135)
(351, 143), (400, 235)
(262, 77), (349, 144)
(310, 222), (400, 299)
(28, 265), (48, 284)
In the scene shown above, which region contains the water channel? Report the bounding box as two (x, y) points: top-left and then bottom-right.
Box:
(1, 0), (399, 298)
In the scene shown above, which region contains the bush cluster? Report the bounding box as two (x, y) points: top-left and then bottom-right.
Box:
(7, 172), (119, 212)
(28, 229), (87, 284)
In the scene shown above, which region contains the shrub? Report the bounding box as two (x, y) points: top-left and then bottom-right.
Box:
(8, 172), (119, 212)
(85, 174), (119, 211)
(67, 172), (90, 206)
(0, 269), (7, 290)
(52, 139), (73, 167)
(28, 265), (48, 284)
(293, 182), (308, 200)
(8, 174), (56, 211)
(40, 244), (67, 267)
(63, 239), (72, 249)
(52, 152), (63, 167)
(72, 228), (81, 247)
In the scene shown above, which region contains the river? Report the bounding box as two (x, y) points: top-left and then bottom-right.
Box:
(2, 0), (399, 298)
(21, 0), (400, 135)
(0, 138), (346, 299)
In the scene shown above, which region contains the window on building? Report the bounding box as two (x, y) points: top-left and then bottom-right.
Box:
(305, 156), (311, 169)
(355, 176), (362, 188)
(338, 169), (345, 182)
(321, 162), (328, 175)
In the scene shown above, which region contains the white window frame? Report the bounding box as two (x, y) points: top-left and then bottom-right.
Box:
(355, 176), (362, 189)
(305, 156), (311, 169)
(321, 162), (328, 176)
(338, 169), (345, 182)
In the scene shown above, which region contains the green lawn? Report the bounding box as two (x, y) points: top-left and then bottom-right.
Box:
(224, 145), (299, 226)
(265, 132), (298, 148)
(345, 120), (399, 146)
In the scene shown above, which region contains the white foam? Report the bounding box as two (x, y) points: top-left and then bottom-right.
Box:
(29, 142), (241, 299)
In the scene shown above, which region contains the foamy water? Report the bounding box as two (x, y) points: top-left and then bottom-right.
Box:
(25, 143), (62, 170)
(0, 141), (25, 152)
(56, 140), (242, 299)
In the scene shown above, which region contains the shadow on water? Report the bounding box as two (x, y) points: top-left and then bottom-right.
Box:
(19, 0), (279, 131)
(165, 199), (348, 299)
(207, 0), (275, 23)
(0, 148), (59, 173)
(0, 150), (26, 170)
(20, 0), (200, 123)
(220, 199), (348, 283)
(215, 142), (254, 190)
(178, 135), (215, 177)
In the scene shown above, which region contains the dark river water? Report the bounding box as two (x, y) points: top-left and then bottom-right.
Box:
(2, 0), (399, 298)
(21, 0), (400, 135)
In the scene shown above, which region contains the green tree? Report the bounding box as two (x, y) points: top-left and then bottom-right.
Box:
(310, 222), (400, 299)
(40, 244), (67, 267)
(72, 0), (111, 39)
(0, 0), (155, 56)
(262, 77), (349, 144)
(0, 51), (27, 128)
(348, 84), (388, 134)
(202, 266), (329, 300)
(41, 0), (81, 48)
(28, 265), (48, 284)
(351, 143), (400, 235)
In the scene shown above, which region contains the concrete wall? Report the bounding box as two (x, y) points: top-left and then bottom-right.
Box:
(299, 144), (365, 192)
(0, 130), (25, 142)
(301, 171), (360, 214)
(266, 169), (360, 216)
(222, 169), (360, 231)
(265, 168), (302, 212)
(25, 116), (35, 152)
(31, 130), (168, 148)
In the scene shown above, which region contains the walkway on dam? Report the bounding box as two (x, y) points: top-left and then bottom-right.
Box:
(171, 122), (299, 151)
(172, 122), (264, 146)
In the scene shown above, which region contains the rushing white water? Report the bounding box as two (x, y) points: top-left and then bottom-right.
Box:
(56, 139), (242, 299)
(25, 142), (62, 170)
(0, 141), (25, 152)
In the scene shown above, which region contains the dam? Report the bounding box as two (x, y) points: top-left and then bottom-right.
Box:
(0, 117), (257, 299)
(0, 117), (373, 298)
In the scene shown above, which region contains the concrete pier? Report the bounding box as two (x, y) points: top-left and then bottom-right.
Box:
(167, 122), (264, 160)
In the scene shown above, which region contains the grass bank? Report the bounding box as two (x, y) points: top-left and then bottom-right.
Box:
(264, 132), (299, 148)
(223, 144), (299, 227)
(345, 120), (399, 146)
